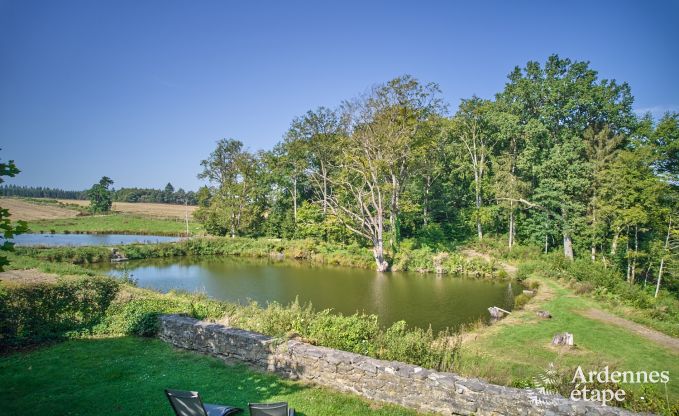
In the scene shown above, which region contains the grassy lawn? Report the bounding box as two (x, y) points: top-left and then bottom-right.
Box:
(458, 277), (679, 403)
(26, 214), (203, 236)
(0, 337), (422, 416)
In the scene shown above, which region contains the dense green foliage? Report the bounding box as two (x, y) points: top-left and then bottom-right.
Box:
(0, 184), (85, 199)
(0, 337), (421, 416)
(87, 176), (114, 213)
(191, 55), (678, 310)
(0, 156), (28, 271)
(0, 183), (198, 205)
(113, 183), (198, 204)
(0, 276), (119, 350)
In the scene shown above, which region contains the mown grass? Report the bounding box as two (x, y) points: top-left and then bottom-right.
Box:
(0, 336), (423, 416)
(458, 276), (679, 411)
(26, 213), (202, 236)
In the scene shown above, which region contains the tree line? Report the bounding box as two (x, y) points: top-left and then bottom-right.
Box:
(0, 185), (85, 199)
(195, 55), (678, 292)
(1, 183), (197, 205)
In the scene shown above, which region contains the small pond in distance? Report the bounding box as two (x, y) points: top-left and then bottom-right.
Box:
(14, 233), (181, 247)
(91, 256), (522, 332)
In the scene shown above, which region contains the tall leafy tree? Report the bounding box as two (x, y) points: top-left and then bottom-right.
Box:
(88, 176), (114, 213)
(197, 139), (262, 237)
(496, 55), (634, 259)
(447, 97), (496, 241)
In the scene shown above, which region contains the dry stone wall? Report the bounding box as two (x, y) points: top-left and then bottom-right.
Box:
(158, 314), (640, 416)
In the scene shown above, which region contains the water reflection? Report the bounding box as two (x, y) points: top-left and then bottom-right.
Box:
(91, 256), (522, 332)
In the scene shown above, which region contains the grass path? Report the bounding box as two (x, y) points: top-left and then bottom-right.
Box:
(458, 276), (679, 403)
(0, 337), (424, 416)
(579, 308), (679, 353)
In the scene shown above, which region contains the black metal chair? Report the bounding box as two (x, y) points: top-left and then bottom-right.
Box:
(165, 389), (243, 416)
(248, 402), (295, 416)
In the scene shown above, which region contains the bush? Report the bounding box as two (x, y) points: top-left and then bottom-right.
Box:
(99, 292), (230, 337)
(0, 276), (119, 350)
(513, 293), (531, 309)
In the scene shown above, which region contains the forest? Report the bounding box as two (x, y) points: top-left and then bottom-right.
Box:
(0, 183), (198, 205)
(194, 55), (678, 292)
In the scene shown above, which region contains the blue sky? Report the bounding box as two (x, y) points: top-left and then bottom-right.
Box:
(1, 0), (678, 191)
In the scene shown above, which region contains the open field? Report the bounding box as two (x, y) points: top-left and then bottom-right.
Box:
(26, 214), (201, 236)
(1, 197), (197, 221)
(0, 198), (80, 221)
(57, 199), (197, 219)
(1, 197), (202, 235)
(0, 337), (423, 416)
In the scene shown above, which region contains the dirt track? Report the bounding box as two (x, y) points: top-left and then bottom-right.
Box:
(580, 308), (679, 353)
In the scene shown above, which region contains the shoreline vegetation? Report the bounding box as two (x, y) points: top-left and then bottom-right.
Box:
(2, 236), (678, 411)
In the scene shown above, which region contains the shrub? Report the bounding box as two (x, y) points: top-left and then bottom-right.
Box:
(573, 281), (595, 294)
(0, 276), (119, 350)
(513, 293), (531, 309)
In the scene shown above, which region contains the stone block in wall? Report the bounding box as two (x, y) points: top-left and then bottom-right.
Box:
(157, 315), (643, 416)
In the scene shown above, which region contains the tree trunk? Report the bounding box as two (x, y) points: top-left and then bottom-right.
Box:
(508, 201), (515, 249)
(544, 234), (549, 254)
(230, 211), (236, 239)
(655, 217), (672, 298)
(610, 229), (619, 255)
(389, 174), (401, 251)
(563, 233), (574, 260)
(374, 207), (388, 272)
(630, 225), (638, 284)
(423, 174), (431, 227)
(292, 176), (298, 224)
(321, 161), (328, 216)
(590, 195), (597, 262)
(474, 171), (483, 241)
(373, 240), (388, 272)
(626, 226), (631, 282)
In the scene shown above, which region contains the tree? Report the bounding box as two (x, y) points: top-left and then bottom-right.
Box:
(598, 148), (666, 282)
(448, 97), (496, 241)
(197, 139), (263, 237)
(651, 112), (679, 183)
(496, 55), (635, 259)
(326, 75), (443, 271)
(584, 125), (624, 261)
(88, 176), (114, 213)
(0, 154), (28, 271)
(163, 182), (175, 203)
(285, 107), (343, 219)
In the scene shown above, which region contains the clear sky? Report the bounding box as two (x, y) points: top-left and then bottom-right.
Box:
(1, 0), (678, 191)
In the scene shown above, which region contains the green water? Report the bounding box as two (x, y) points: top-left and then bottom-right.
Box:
(93, 256), (521, 331)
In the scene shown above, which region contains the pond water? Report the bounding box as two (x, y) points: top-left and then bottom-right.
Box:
(14, 233), (181, 247)
(91, 256), (521, 331)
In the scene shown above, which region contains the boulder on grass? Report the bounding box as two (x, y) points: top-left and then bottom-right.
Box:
(551, 332), (574, 346)
(536, 310), (552, 319)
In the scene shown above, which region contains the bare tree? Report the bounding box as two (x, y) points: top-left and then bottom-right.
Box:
(325, 76), (443, 271)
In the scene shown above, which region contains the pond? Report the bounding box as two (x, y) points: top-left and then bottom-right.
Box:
(91, 256), (522, 331)
(14, 233), (181, 247)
